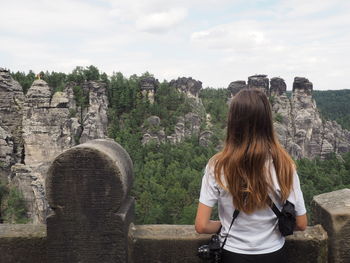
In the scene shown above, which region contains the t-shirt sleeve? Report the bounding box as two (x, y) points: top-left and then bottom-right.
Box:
(199, 164), (219, 207)
(289, 171), (307, 216)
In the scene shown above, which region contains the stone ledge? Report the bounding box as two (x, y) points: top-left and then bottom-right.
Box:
(130, 224), (328, 263)
(0, 224), (47, 263)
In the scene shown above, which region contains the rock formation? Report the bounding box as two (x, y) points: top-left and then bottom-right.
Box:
(0, 68), (25, 172)
(142, 77), (212, 146)
(80, 81), (108, 143)
(228, 75), (350, 159)
(227, 81), (247, 97)
(141, 116), (166, 145)
(140, 77), (158, 104)
(0, 71), (109, 223)
(248, 74), (269, 94)
(169, 77), (202, 102)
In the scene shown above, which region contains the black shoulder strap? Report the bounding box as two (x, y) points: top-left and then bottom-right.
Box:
(268, 196), (281, 217)
(221, 209), (240, 249)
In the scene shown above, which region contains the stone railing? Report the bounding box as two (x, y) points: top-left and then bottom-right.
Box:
(0, 139), (349, 262)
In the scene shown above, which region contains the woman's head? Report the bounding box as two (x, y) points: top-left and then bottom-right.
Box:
(227, 88), (275, 147)
(212, 88), (294, 213)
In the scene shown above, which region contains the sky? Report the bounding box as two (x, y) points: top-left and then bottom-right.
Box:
(0, 0), (349, 90)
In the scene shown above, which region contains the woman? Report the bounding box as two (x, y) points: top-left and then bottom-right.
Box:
(195, 88), (307, 262)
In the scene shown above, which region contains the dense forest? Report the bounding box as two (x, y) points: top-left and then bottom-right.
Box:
(3, 66), (350, 224)
(313, 90), (350, 130)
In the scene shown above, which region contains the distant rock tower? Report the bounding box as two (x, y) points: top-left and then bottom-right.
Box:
(270, 77), (287, 96)
(248, 74), (269, 94)
(227, 80), (247, 97)
(140, 77), (159, 104)
(169, 77), (202, 102)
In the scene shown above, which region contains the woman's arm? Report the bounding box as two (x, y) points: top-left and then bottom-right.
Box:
(195, 202), (221, 234)
(295, 214), (307, 231)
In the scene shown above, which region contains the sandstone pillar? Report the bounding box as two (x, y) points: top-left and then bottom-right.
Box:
(46, 139), (134, 263)
(312, 188), (350, 263)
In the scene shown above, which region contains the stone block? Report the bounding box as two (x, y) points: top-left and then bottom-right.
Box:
(312, 188), (350, 263)
(46, 139), (134, 263)
(0, 224), (46, 263)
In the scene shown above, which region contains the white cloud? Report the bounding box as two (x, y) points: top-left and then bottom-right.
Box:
(191, 21), (268, 51)
(135, 8), (188, 33)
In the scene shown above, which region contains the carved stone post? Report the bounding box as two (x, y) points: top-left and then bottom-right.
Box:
(46, 139), (134, 263)
(312, 188), (350, 263)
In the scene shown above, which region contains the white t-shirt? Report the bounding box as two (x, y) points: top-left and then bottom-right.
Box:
(199, 159), (307, 255)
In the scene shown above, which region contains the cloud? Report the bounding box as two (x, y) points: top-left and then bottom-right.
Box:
(135, 8), (188, 33)
(191, 21), (267, 51)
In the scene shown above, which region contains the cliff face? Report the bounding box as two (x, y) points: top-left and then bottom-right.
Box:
(0, 68), (25, 178)
(228, 75), (350, 159)
(0, 70), (109, 223)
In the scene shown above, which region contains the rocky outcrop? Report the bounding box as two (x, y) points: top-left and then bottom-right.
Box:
(141, 116), (166, 145)
(169, 77), (202, 101)
(142, 77), (212, 146)
(0, 68), (25, 167)
(271, 77), (350, 159)
(5, 78), (109, 223)
(248, 74), (269, 94)
(140, 77), (159, 104)
(227, 75), (350, 159)
(80, 81), (108, 143)
(22, 80), (80, 165)
(270, 77), (286, 96)
(227, 81), (246, 97)
(0, 126), (14, 180)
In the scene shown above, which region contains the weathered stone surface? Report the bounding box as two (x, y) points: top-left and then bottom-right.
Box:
(140, 76), (158, 104)
(80, 81), (108, 143)
(141, 116), (166, 145)
(293, 77), (313, 95)
(130, 224), (328, 263)
(0, 68), (24, 165)
(312, 189), (350, 263)
(5, 79), (109, 223)
(10, 80), (80, 223)
(10, 164), (49, 224)
(270, 77), (287, 96)
(25, 80), (52, 108)
(285, 225), (328, 263)
(199, 130), (214, 147)
(0, 224), (46, 263)
(46, 139), (134, 263)
(170, 77), (202, 100)
(270, 77), (350, 159)
(0, 125), (14, 175)
(227, 80), (247, 96)
(248, 74), (269, 94)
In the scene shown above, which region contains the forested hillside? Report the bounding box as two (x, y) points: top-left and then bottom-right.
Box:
(313, 90), (350, 130)
(8, 66), (350, 224)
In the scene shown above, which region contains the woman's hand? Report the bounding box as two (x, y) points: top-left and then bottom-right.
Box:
(195, 202), (221, 234)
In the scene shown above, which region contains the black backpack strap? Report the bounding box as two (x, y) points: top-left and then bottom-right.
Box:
(271, 202), (281, 218)
(221, 209), (240, 249)
(268, 195), (282, 218)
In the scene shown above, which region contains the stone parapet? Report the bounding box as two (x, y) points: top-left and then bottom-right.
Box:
(129, 224), (328, 263)
(312, 188), (350, 263)
(0, 224), (46, 263)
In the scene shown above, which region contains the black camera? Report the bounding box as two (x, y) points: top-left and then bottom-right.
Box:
(197, 234), (222, 262)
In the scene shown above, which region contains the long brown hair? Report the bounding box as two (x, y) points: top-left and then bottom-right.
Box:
(211, 88), (294, 213)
